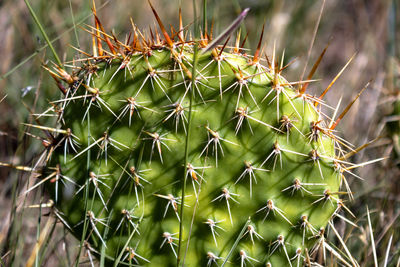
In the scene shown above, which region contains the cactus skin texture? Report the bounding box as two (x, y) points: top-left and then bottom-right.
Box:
(43, 7), (352, 267)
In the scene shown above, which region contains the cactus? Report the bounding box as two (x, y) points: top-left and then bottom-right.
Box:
(27, 3), (368, 266)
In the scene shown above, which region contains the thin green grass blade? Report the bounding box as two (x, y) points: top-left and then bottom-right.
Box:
(221, 218), (251, 266)
(24, 0), (63, 66)
(74, 113), (92, 267)
(100, 210), (113, 267)
(69, 0), (80, 48)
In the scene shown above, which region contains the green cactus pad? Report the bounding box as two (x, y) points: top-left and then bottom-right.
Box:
(42, 9), (349, 267)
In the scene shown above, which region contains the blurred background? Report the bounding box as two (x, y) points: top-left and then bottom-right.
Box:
(0, 0), (399, 266)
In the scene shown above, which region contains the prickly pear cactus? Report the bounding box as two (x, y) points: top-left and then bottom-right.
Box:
(40, 5), (355, 267)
